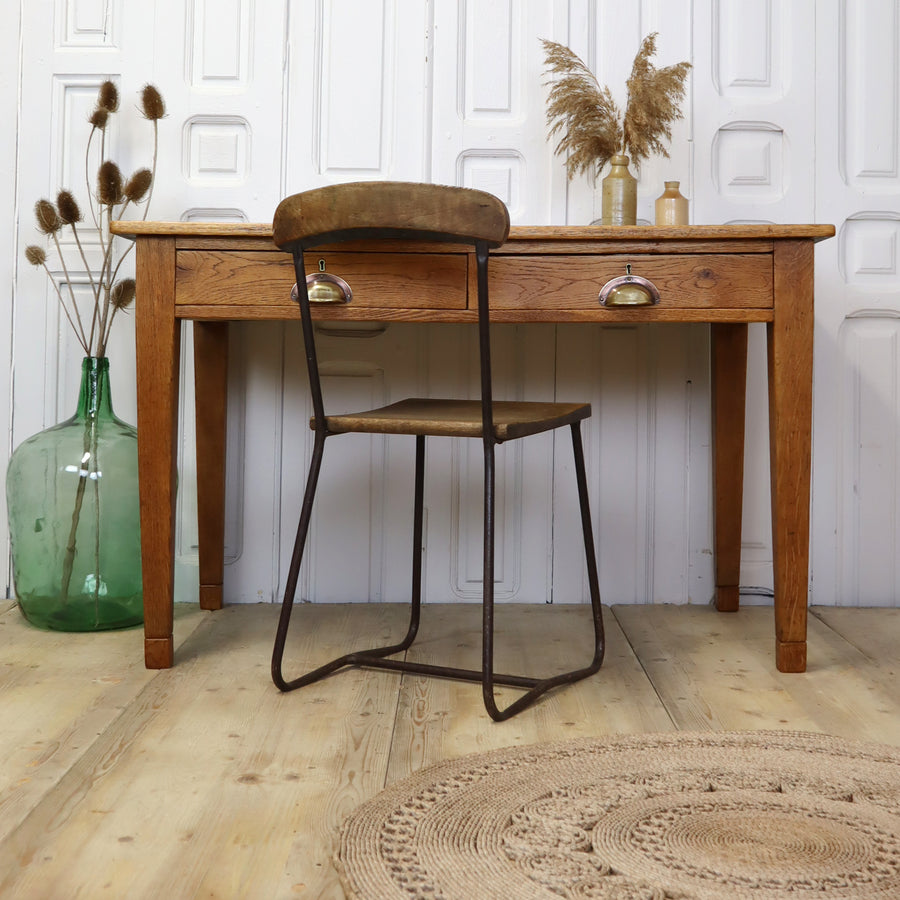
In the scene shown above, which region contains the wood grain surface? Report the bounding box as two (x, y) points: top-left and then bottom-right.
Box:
(0, 601), (895, 898)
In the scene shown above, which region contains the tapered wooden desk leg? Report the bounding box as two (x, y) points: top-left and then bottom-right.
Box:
(135, 237), (181, 669)
(768, 241), (814, 673)
(193, 322), (228, 611)
(711, 323), (748, 613)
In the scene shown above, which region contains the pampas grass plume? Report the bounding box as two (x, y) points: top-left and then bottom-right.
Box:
(622, 33), (692, 165)
(542, 39), (622, 181)
(542, 33), (691, 180)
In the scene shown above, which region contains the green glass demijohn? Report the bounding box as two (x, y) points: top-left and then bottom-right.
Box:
(6, 357), (143, 630)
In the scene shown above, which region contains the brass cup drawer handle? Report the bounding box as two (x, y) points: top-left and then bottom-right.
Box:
(598, 274), (661, 308)
(290, 272), (353, 305)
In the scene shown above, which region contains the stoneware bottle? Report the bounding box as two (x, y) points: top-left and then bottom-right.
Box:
(601, 155), (637, 225)
(655, 181), (689, 226)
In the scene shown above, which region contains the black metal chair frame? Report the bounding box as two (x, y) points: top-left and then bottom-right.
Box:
(271, 185), (604, 721)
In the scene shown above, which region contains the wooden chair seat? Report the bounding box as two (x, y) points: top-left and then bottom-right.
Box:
(316, 399), (591, 440)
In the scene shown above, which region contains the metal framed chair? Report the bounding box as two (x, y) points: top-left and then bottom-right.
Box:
(270, 181), (604, 721)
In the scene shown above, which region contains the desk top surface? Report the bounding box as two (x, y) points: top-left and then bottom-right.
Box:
(112, 221), (835, 243)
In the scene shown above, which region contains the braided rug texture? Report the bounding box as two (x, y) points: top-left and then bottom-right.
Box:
(335, 731), (900, 899)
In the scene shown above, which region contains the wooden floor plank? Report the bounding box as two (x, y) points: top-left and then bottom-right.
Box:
(795, 607), (900, 745)
(0, 604), (404, 900)
(0, 603), (207, 845)
(1, 601), (899, 899)
(387, 604), (674, 785)
(812, 606), (900, 665)
(610, 603), (830, 733)
(611, 603), (900, 745)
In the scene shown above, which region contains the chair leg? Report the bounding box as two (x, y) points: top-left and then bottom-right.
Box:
(271, 430), (324, 690)
(481, 441), (498, 717)
(481, 422), (605, 722)
(271, 433), (425, 692)
(273, 426), (604, 720)
(571, 421), (605, 665)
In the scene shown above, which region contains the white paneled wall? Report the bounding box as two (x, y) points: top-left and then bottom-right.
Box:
(814, 0), (900, 606)
(0, 4), (18, 583)
(5, 1), (899, 608)
(693, 0), (816, 597)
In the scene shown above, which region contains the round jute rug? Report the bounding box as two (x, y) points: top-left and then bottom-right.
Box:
(335, 731), (900, 899)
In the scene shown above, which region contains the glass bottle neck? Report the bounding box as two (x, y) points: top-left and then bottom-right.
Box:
(75, 357), (114, 420)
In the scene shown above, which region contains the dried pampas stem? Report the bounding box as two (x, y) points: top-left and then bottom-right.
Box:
(541, 39), (622, 180)
(542, 33), (691, 181)
(622, 33), (692, 165)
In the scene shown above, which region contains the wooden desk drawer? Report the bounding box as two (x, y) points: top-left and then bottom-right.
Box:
(176, 250), (468, 309)
(488, 254), (773, 310)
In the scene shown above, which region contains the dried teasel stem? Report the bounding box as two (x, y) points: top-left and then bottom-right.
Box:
(85, 107), (111, 231)
(96, 196), (137, 356)
(25, 78), (166, 610)
(92, 159), (127, 348)
(139, 85), (165, 218)
(29, 79), (165, 360)
(34, 199), (90, 350)
(140, 84), (165, 121)
(24, 244), (89, 353)
(57, 190), (100, 347)
(24, 245), (46, 267)
(96, 160), (124, 206)
(97, 79), (119, 113)
(102, 168), (153, 310)
(103, 278), (136, 345)
(110, 277), (136, 311)
(55, 190), (81, 226)
(124, 168), (152, 204)
(34, 199), (61, 235)
(84, 80), (120, 231)
(94, 219), (117, 356)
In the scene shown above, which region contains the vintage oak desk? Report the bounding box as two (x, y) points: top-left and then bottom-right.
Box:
(112, 222), (834, 674)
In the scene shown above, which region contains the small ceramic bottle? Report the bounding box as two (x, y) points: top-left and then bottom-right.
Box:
(601, 155), (638, 225)
(655, 181), (689, 226)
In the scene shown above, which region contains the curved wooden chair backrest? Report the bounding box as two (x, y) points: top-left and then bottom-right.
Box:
(272, 181), (510, 250)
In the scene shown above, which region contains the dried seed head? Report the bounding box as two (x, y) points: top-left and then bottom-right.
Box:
(140, 84), (166, 121)
(56, 190), (83, 225)
(98, 80), (119, 112)
(34, 199), (61, 235)
(124, 168), (153, 203)
(542, 34), (690, 178)
(622, 33), (691, 165)
(97, 160), (124, 205)
(25, 245), (47, 266)
(111, 278), (136, 310)
(89, 107), (110, 129)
